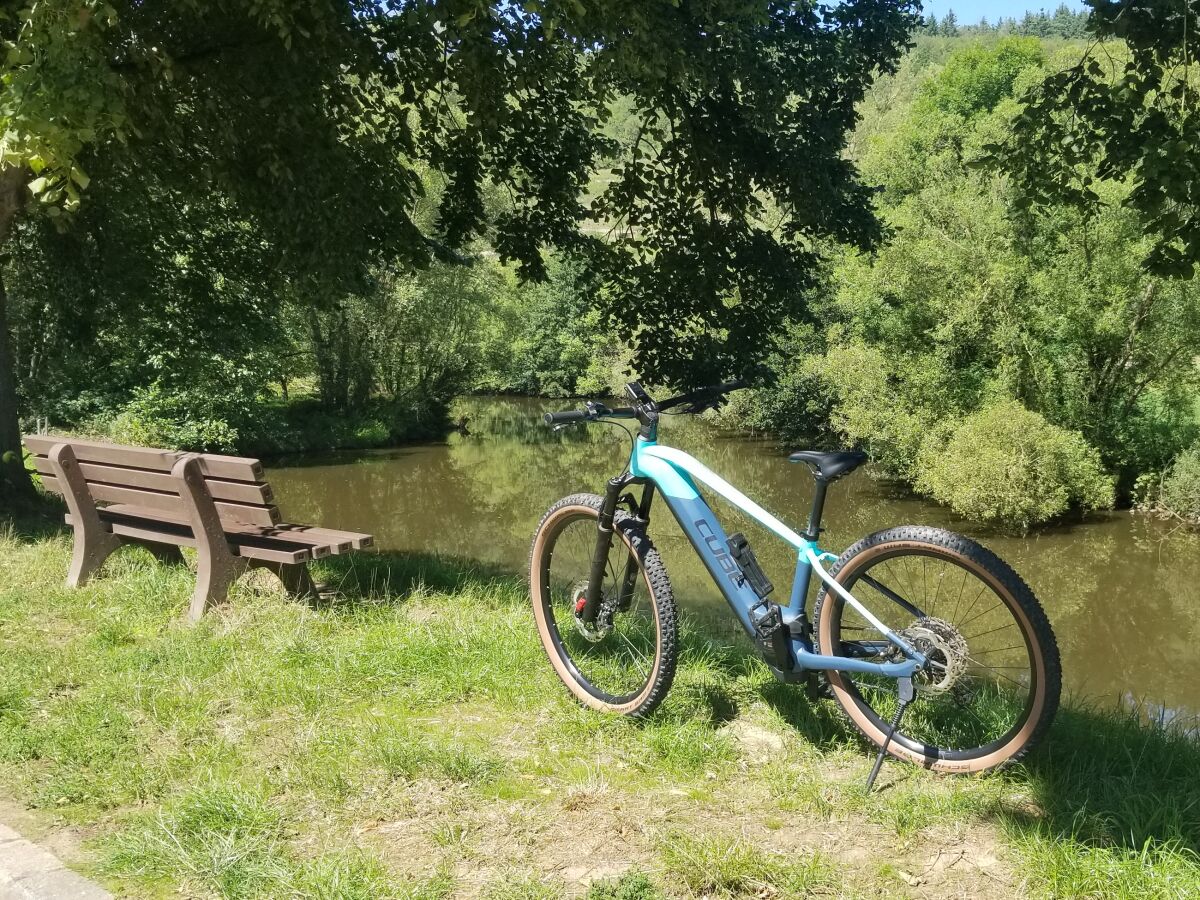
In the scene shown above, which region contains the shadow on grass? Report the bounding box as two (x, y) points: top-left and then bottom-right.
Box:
(313, 549), (520, 610)
(0, 493), (67, 543)
(1002, 702), (1200, 857)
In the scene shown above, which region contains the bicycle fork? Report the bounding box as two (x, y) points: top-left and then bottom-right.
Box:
(579, 477), (622, 623)
(580, 477), (651, 622)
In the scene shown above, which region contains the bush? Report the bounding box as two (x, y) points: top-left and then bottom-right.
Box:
(915, 399), (1114, 530)
(105, 378), (256, 453)
(1153, 448), (1200, 524)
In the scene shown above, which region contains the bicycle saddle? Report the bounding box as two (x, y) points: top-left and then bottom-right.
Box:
(788, 450), (869, 481)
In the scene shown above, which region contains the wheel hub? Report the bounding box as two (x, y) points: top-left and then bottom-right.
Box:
(570, 581), (617, 643)
(898, 617), (969, 696)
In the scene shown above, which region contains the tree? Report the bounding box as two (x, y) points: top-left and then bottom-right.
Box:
(0, 0), (920, 502)
(993, 0), (1200, 277)
(757, 38), (1200, 524)
(0, 0), (423, 503)
(941, 10), (960, 36)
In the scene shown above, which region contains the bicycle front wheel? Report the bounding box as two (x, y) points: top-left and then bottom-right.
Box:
(529, 493), (677, 717)
(813, 526), (1060, 773)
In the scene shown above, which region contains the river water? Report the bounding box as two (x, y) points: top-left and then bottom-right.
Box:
(267, 396), (1200, 725)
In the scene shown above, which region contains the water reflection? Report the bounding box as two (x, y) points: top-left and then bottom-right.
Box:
(268, 396), (1200, 722)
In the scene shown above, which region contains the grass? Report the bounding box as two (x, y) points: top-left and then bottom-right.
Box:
(0, 506), (1198, 898)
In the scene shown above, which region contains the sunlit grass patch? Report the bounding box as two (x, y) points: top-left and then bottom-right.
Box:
(1012, 835), (1200, 900)
(657, 831), (836, 898)
(104, 784), (288, 896)
(585, 870), (664, 899)
(2, 519), (1200, 898)
(485, 872), (566, 899)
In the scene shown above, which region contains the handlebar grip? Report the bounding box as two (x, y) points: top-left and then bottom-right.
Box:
(544, 409), (589, 425)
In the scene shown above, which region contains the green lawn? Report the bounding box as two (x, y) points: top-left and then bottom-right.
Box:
(0, 508), (1197, 898)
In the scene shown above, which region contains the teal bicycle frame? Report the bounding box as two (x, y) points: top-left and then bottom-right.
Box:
(628, 434), (926, 678)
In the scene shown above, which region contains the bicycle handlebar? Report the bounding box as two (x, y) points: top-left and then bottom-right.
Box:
(543, 380), (748, 428)
(543, 409), (590, 425)
(658, 379), (749, 412)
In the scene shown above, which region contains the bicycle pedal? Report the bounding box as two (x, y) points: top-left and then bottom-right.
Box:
(804, 674), (832, 701)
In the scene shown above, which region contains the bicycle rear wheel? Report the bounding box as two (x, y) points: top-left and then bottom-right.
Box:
(529, 493), (677, 717)
(813, 526), (1060, 773)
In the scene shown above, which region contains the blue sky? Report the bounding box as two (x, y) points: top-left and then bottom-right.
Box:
(920, 0), (1087, 24)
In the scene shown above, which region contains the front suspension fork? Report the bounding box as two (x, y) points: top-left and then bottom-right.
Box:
(581, 478), (652, 622)
(580, 477), (625, 623)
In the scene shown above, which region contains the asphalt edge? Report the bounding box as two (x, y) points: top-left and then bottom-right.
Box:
(0, 823), (111, 900)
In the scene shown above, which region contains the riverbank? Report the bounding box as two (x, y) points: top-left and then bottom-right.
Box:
(0, 508), (1196, 898)
(22, 395), (452, 462)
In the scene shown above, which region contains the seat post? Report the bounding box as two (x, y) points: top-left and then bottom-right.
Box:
(803, 477), (829, 542)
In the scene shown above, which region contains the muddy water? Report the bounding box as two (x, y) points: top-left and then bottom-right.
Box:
(268, 397), (1200, 724)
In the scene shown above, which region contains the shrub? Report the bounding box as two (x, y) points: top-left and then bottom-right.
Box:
(106, 378), (255, 453)
(915, 399), (1114, 530)
(1153, 448), (1200, 524)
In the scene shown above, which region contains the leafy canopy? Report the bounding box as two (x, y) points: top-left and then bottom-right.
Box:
(990, 0), (1200, 277)
(0, 0), (920, 386)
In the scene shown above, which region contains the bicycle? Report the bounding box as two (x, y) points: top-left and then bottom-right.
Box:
(529, 381), (1061, 787)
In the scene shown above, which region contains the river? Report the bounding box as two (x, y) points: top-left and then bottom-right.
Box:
(267, 396), (1200, 725)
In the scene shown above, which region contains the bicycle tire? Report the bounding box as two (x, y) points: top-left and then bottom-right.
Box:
(813, 526), (1061, 773)
(529, 493), (677, 717)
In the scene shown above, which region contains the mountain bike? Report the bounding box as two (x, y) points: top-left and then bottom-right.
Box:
(529, 381), (1061, 787)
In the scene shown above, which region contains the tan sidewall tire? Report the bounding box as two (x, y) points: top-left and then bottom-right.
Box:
(530, 500), (669, 715)
(817, 538), (1052, 774)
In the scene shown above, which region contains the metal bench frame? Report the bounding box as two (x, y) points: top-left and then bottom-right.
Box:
(25, 436), (372, 621)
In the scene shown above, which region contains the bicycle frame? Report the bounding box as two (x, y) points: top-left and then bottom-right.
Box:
(628, 434), (925, 679)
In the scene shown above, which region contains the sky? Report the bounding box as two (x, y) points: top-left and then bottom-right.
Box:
(920, 0), (1088, 24)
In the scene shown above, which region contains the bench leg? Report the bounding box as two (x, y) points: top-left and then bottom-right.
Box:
(52, 443), (122, 587)
(189, 551), (247, 624)
(249, 559), (318, 601)
(66, 527), (122, 588)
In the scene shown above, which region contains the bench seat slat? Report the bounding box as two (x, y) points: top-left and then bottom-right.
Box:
(101, 504), (368, 554)
(31, 458), (273, 505)
(24, 435), (263, 482)
(40, 475), (280, 528)
(66, 513), (317, 565)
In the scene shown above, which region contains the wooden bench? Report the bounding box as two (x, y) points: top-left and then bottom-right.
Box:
(24, 435), (373, 621)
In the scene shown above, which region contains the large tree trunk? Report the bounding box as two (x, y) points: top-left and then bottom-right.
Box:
(0, 166), (33, 507)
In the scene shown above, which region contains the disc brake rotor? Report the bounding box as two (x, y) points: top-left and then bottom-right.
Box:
(569, 580), (618, 643)
(897, 616), (969, 696)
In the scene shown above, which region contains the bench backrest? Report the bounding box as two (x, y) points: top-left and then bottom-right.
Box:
(24, 436), (281, 528)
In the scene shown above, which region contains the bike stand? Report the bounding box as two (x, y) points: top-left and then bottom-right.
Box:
(865, 676), (914, 792)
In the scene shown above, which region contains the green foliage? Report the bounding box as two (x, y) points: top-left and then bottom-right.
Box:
(915, 38), (1043, 117)
(1145, 447), (1200, 525)
(585, 871), (662, 900)
(746, 37), (1200, 525)
(106, 378), (251, 453)
(992, 2), (1200, 277)
(306, 260), (505, 415)
(914, 400), (1114, 530)
(481, 254), (624, 398)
